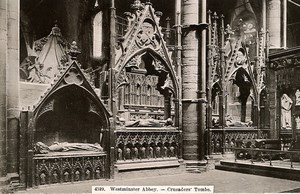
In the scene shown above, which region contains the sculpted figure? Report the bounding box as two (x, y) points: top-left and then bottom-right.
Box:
(155, 146), (161, 158)
(148, 147), (154, 158)
(124, 118), (174, 127)
(40, 173), (46, 185)
(296, 89), (300, 106)
(296, 116), (300, 130)
(225, 115), (253, 127)
(125, 147), (131, 160)
(125, 118), (163, 127)
(281, 94), (293, 129)
(34, 142), (103, 154)
(139, 147), (146, 159)
(132, 147), (138, 160)
(117, 148), (123, 160)
(162, 146), (168, 158)
(169, 146), (175, 157)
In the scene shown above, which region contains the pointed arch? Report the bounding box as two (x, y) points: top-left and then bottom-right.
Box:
(116, 48), (179, 99)
(32, 61), (111, 146)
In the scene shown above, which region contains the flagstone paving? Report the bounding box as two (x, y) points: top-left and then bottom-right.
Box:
(19, 170), (300, 193)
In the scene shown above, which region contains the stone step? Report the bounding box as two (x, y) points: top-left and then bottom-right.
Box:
(216, 160), (300, 181)
(116, 159), (181, 172)
(185, 160), (207, 167)
(114, 159), (184, 180)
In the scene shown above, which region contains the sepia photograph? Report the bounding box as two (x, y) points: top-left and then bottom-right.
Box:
(1, 0), (300, 193)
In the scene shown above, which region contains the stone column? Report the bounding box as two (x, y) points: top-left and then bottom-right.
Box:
(164, 93), (171, 120)
(199, 0), (207, 158)
(262, 0), (267, 36)
(181, 0), (200, 161)
(0, 0), (7, 185)
(6, 0), (20, 178)
(241, 100), (247, 122)
(282, 0), (287, 48)
(181, 0), (207, 161)
(268, 68), (278, 139)
(267, 0), (281, 48)
(175, 0), (182, 128)
(108, 0), (116, 179)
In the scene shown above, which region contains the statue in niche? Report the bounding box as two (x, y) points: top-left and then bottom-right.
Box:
(117, 148), (123, 160)
(155, 146), (161, 158)
(52, 171), (58, 183)
(281, 94), (293, 129)
(148, 147), (154, 158)
(296, 89), (300, 106)
(132, 147), (138, 160)
(74, 170), (80, 181)
(34, 142), (103, 154)
(169, 146), (175, 157)
(162, 146), (168, 158)
(40, 173), (46, 185)
(296, 116), (300, 130)
(125, 147), (131, 160)
(64, 171), (69, 182)
(85, 169), (91, 180)
(139, 146), (146, 159)
(95, 169), (101, 179)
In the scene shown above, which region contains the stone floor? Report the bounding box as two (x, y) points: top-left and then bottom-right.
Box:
(18, 170), (300, 193)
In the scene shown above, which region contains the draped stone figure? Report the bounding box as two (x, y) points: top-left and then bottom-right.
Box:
(296, 89), (300, 106)
(281, 94), (293, 129)
(34, 142), (103, 154)
(296, 116), (300, 130)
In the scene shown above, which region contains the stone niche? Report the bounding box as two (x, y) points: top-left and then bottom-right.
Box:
(34, 86), (105, 146)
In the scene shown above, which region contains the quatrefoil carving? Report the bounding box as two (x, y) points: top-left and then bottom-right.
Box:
(64, 67), (83, 85)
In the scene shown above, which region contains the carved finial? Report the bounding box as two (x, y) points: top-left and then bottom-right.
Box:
(225, 24), (234, 40)
(220, 14), (224, 29)
(154, 11), (163, 24)
(68, 41), (81, 60)
(166, 17), (171, 44)
(124, 12), (131, 17)
(145, 0), (152, 5)
(166, 17), (171, 28)
(51, 22), (61, 36)
(155, 11), (163, 18)
(94, 0), (99, 7)
(131, 0), (144, 11)
(213, 12), (218, 20)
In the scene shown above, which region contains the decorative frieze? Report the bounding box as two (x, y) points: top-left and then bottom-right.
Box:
(115, 129), (180, 161)
(209, 129), (269, 153)
(33, 154), (107, 186)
